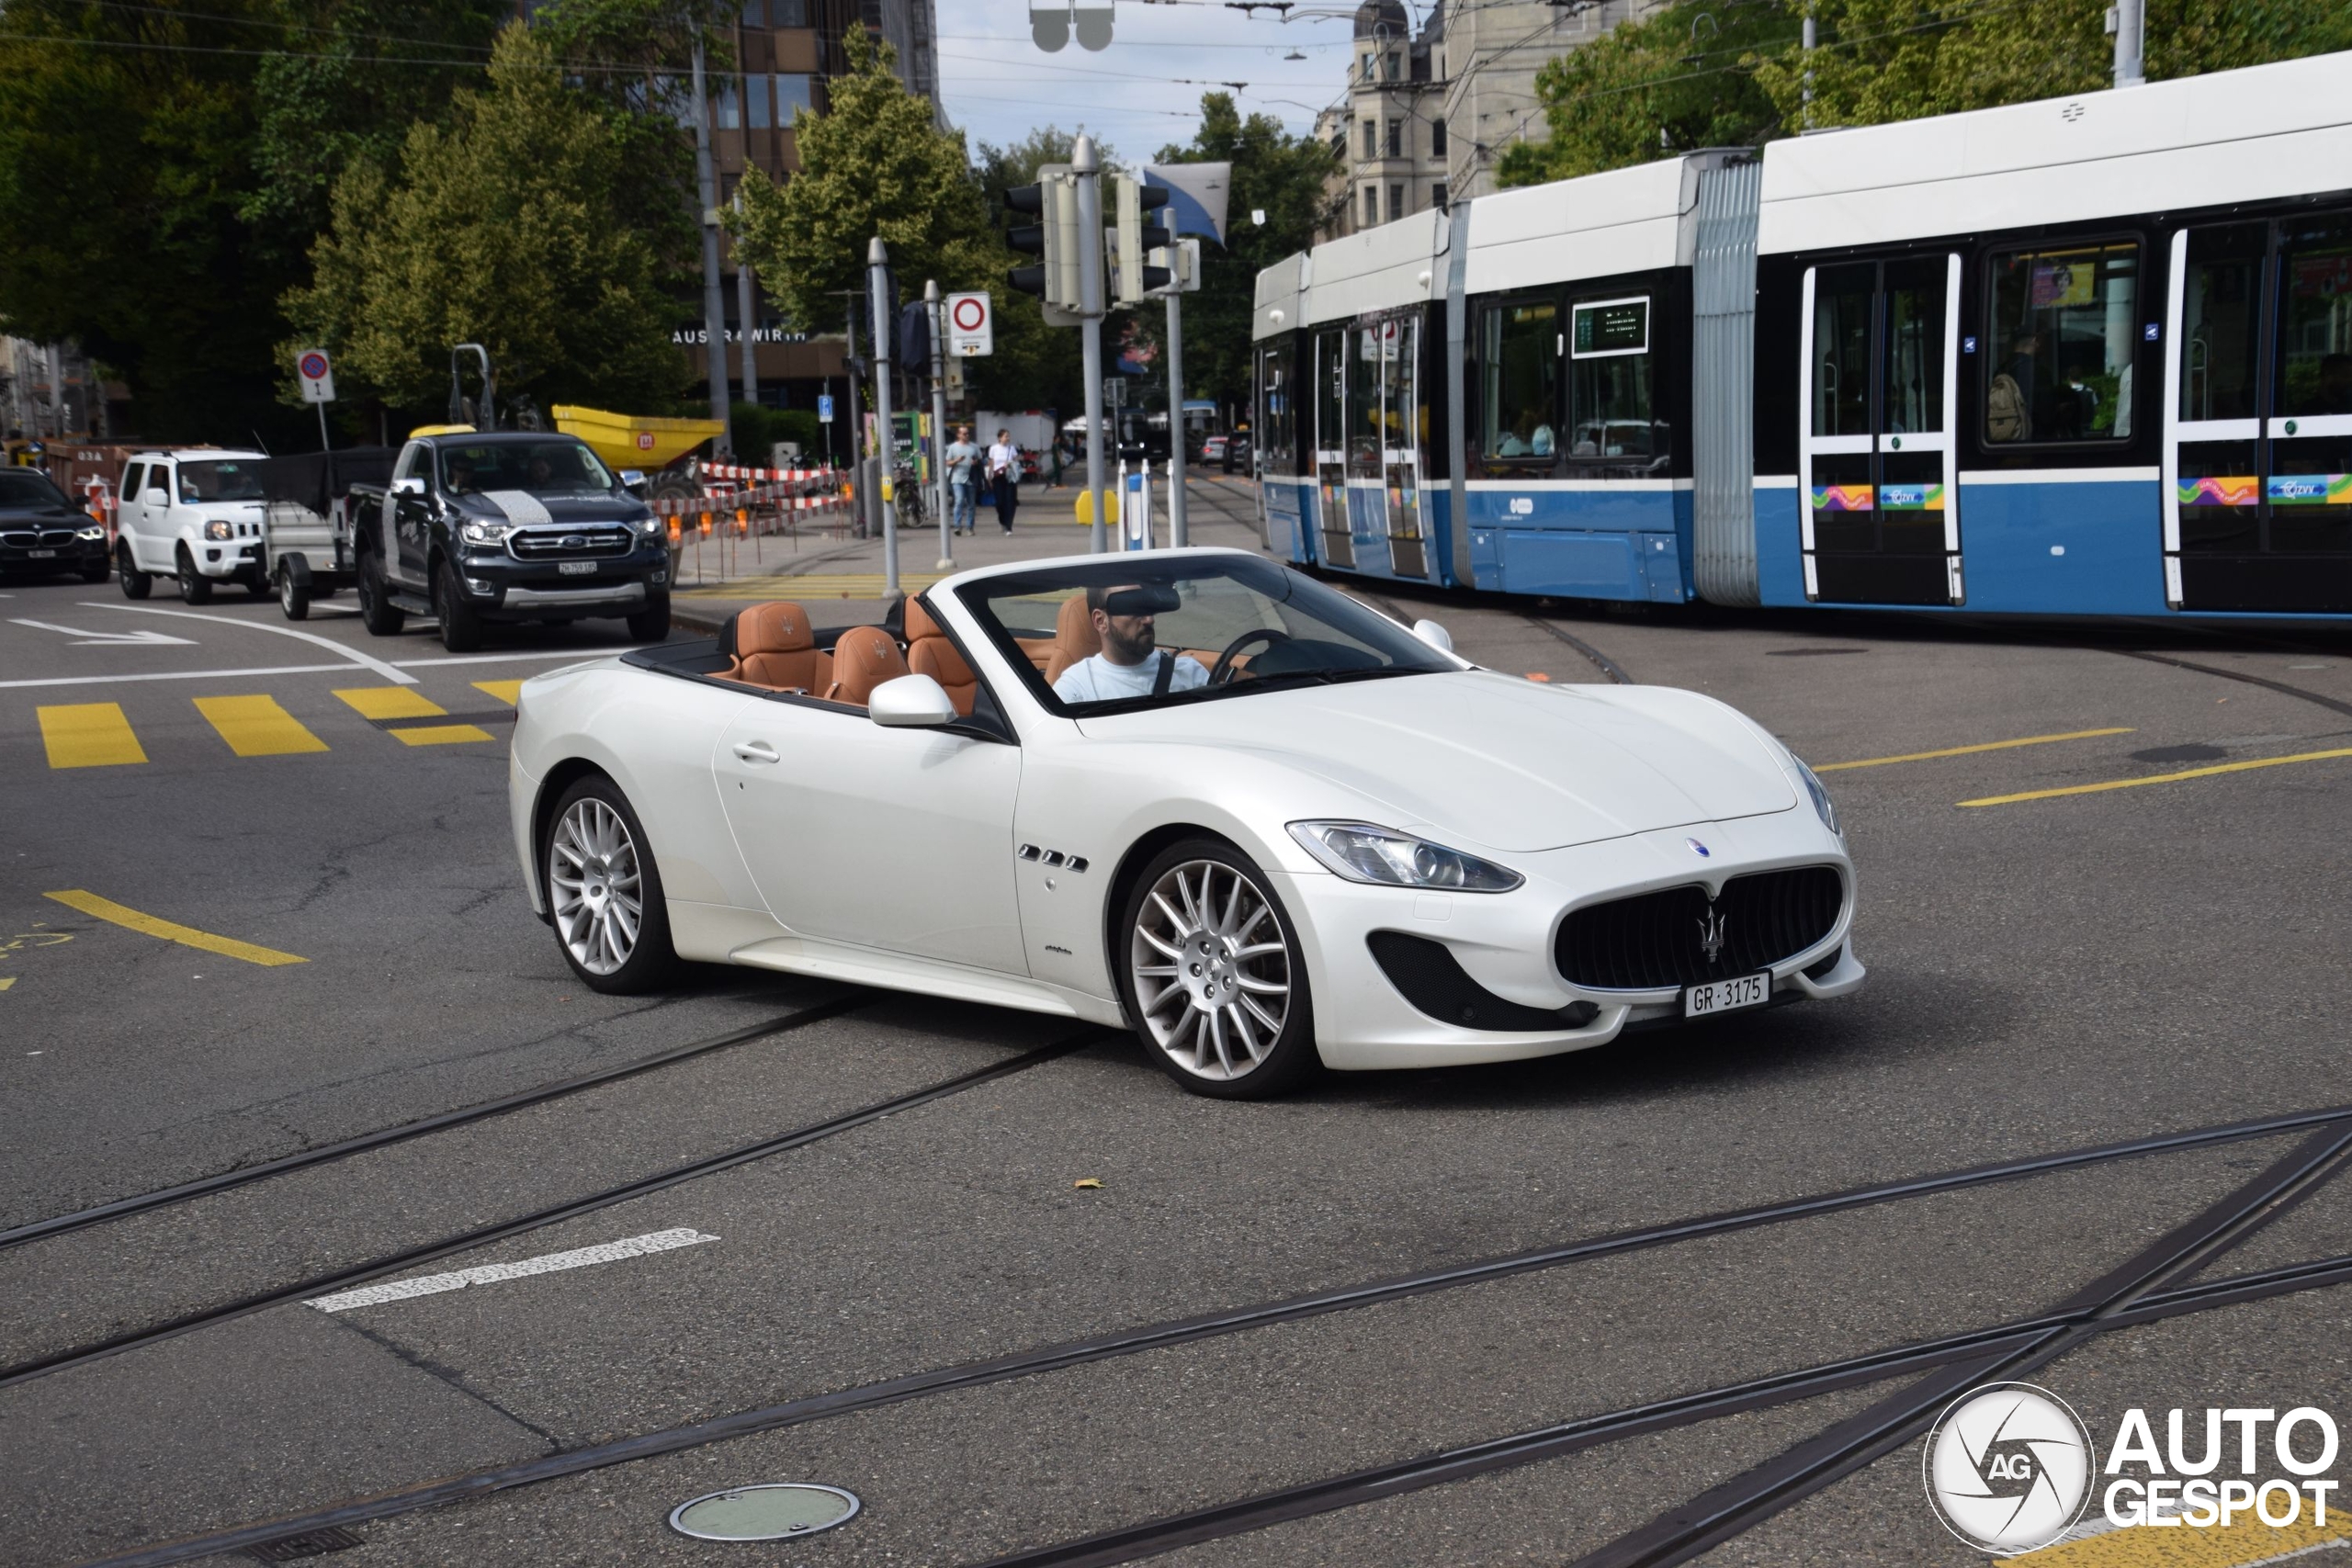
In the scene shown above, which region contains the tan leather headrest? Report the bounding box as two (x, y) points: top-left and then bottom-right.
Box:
(827, 626), (909, 706)
(1055, 592), (1101, 660)
(904, 597), (944, 642)
(737, 600), (813, 656)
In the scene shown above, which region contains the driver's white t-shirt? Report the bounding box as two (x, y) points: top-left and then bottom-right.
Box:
(1053, 650), (1209, 704)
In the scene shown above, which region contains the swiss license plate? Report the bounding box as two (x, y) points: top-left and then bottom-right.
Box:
(1683, 971), (1770, 1018)
(559, 560), (597, 576)
(27, 548), (56, 558)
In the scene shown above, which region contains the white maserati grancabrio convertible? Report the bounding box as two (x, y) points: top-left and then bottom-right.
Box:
(506, 547), (1862, 1098)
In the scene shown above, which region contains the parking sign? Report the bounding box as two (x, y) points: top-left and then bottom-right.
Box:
(818, 394), (835, 423)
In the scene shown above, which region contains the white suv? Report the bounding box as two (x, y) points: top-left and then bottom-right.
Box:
(113, 449), (272, 604)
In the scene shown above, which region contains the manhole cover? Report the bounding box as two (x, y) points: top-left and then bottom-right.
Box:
(669, 1483), (861, 1541)
(2131, 743), (2227, 763)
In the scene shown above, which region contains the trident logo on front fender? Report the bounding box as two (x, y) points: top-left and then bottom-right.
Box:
(1697, 904), (1727, 965)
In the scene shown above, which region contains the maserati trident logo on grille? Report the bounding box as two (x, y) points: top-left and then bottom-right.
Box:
(1697, 903), (1727, 964)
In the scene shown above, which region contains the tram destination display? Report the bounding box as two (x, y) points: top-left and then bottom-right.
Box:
(1573, 298), (1649, 358)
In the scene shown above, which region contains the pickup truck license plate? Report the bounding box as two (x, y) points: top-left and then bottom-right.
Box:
(27, 548), (56, 558)
(559, 560), (597, 576)
(1683, 971), (1770, 1018)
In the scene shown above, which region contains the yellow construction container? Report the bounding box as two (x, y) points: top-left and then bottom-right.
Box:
(552, 405), (726, 471)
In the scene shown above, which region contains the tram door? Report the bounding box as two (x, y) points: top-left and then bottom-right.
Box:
(1800, 255), (1963, 604)
(1381, 316), (1429, 578)
(1314, 329), (1353, 568)
(2166, 215), (2352, 612)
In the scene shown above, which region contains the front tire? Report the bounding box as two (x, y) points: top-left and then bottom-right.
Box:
(175, 548), (212, 604)
(544, 776), (675, 994)
(116, 543), (151, 599)
(626, 595), (671, 643)
(434, 557), (481, 652)
(1119, 837), (1318, 1099)
(80, 555), (110, 584)
(356, 547), (404, 636)
(277, 565), (311, 620)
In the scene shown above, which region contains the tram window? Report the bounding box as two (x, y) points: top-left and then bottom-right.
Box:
(1567, 296), (1661, 463)
(1480, 299), (1558, 461)
(1882, 260), (1945, 435)
(1812, 265), (1873, 438)
(2181, 225), (2265, 423)
(1316, 332), (1345, 457)
(1986, 242), (2140, 443)
(2276, 215), (2352, 417)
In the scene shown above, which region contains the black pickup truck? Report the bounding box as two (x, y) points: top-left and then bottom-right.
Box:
(348, 430), (671, 652)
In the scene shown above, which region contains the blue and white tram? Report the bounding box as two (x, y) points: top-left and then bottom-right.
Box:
(1252, 48), (2352, 620)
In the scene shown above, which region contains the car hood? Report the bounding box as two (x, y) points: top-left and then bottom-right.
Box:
(454, 491), (649, 526)
(0, 505), (80, 523)
(1075, 671), (1797, 852)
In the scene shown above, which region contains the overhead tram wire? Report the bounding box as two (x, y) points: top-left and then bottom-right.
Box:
(83, 1100), (2352, 1567)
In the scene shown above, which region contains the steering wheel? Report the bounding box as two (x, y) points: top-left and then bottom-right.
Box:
(1207, 626), (1294, 686)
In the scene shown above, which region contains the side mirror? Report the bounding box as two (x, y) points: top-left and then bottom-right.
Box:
(867, 672), (959, 729)
(146, 485), (172, 505)
(1412, 617), (1453, 654)
(391, 476), (425, 497)
(618, 469), (647, 494)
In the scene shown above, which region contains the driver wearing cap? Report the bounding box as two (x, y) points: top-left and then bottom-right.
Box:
(1052, 582), (1210, 703)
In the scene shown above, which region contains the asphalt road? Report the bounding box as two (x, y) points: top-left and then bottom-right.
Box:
(5, 483), (2351, 1568)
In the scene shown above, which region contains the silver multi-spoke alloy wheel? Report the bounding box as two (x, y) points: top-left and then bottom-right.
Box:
(1131, 858), (1293, 1081)
(550, 795), (645, 976)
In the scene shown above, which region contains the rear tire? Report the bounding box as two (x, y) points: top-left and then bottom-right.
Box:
(626, 596), (671, 643)
(116, 543), (151, 599)
(543, 775), (676, 994)
(1117, 836), (1319, 1100)
(175, 549), (212, 604)
(277, 565), (311, 620)
(356, 547), (404, 636)
(435, 557), (481, 652)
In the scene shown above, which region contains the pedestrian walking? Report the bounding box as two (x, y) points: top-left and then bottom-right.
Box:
(988, 428), (1022, 535)
(944, 424), (981, 536)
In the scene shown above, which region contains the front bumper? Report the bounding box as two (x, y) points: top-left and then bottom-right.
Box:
(198, 541), (264, 579)
(457, 545), (669, 619)
(1282, 809), (1863, 1071)
(0, 533), (107, 571)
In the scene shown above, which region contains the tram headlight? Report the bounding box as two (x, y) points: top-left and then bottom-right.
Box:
(1288, 821), (1523, 893)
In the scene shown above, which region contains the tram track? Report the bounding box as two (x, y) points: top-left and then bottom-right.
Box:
(0, 1026), (1110, 1396)
(0, 991), (870, 1254)
(80, 1100), (2352, 1568)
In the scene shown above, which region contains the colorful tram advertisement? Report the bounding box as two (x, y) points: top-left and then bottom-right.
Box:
(1251, 50), (2352, 620)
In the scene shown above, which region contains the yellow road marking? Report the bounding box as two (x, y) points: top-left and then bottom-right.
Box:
(1962, 747), (2352, 807)
(0, 976), (14, 992)
(2013, 1513), (2350, 1564)
(37, 703), (147, 769)
(470, 679), (525, 705)
(332, 685), (492, 746)
(1815, 728), (2134, 773)
(43, 890), (306, 966)
(193, 694), (329, 757)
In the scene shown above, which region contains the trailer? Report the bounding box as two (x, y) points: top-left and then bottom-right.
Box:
(253, 447), (398, 619)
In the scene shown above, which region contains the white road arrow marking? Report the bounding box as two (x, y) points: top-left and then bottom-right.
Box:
(80, 602), (416, 684)
(8, 618), (197, 647)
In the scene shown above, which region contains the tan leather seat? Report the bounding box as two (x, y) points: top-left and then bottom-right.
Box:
(1041, 592), (1102, 686)
(904, 599), (978, 716)
(729, 601), (830, 693)
(824, 625), (910, 706)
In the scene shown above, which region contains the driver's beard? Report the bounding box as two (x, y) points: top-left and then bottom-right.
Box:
(1103, 621), (1156, 664)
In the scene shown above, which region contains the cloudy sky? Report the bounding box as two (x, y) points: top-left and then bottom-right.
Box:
(933, 1), (1393, 161)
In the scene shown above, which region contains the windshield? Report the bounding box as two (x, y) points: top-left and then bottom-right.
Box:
(177, 460), (266, 502)
(0, 470), (71, 510)
(956, 554), (1455, 716)
(438, 440), (614, 496)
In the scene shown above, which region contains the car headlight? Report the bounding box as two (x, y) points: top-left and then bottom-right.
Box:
(1793, 755), (1839, 837)
(637, 517), (665, 536)
(461, 520), (514, 546)
(203, 520), (232, 540)
(1287, 820), (1523, 893)
(77, 525), (105, 540)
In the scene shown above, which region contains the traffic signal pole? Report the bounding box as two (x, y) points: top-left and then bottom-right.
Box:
(927, 278), (953, 570)
(690, 33), (731, 458)
(868, 236), (899, 599)
(1074, 136), (1108, 554)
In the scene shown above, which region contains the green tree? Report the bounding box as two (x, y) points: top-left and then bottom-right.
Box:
(0, 0), (293, 438)
(285, 23), (684, 419)
(1498, 0), (1799, 187)
(1143, 94), (1341, 413)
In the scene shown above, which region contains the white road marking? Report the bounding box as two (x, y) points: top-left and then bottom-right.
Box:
(80, 602), (417, 685)
(0, 662), (357, 690)
(8, 618), (196, 647)
(306, 1227), (718, 1314)
(393, 649), (624, 668)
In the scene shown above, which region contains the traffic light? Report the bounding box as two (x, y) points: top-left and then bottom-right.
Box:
(1114, 176), (1174, 304)
(1006, 164), (1086, 326)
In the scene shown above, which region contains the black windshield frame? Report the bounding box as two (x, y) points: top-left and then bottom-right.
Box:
(954, 554), (1455, 720)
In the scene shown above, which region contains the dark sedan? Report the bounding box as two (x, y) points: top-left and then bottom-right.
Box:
(0, 469), (108, 583)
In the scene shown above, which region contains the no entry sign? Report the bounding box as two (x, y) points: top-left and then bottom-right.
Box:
(945, 292), (994, 357)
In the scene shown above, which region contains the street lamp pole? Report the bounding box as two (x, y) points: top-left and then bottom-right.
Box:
(927, 278), (953, 571)
(689, 32), (731, 457)
(868, 236), (899, 599)
(1074, 134), (1107, 553)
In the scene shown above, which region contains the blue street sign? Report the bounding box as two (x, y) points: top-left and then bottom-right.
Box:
(818, 395), (835, 423)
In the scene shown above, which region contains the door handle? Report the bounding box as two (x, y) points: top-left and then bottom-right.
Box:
(732, 740), (779, 764)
